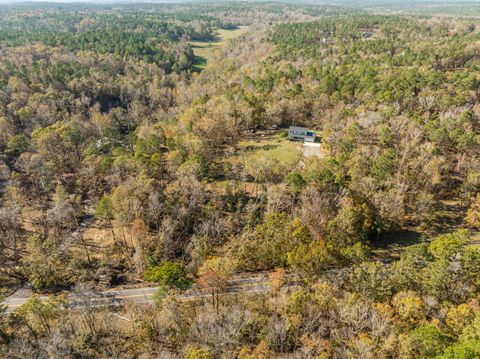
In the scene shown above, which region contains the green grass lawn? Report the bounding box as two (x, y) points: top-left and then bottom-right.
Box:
(238, 136), (302, 166)
(190, 26), (249, 70)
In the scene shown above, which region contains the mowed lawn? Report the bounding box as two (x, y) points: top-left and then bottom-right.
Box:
(190, 26), (249, 70)
(237, 135), (302, 166)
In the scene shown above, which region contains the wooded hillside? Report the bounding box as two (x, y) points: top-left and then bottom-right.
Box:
(1, 2), (480, 358)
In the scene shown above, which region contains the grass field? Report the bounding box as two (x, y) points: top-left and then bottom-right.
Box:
(237, 135), (302, 166)
(190, 26), (249, 70)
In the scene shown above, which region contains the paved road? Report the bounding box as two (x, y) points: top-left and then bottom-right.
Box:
(3, 274), (272, 313)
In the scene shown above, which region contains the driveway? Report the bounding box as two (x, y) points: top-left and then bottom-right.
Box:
(303, 142), (323, 158)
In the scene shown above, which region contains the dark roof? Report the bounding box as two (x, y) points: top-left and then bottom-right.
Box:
(288, 126), (316, 139)
(288, 126), (309, 132)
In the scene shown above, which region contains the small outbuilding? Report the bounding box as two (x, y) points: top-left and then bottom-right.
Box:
(362, 31), (374, 38)
(288, 126), (316, 143)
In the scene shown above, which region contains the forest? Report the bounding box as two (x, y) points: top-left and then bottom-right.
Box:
(1, 1), (480, 358)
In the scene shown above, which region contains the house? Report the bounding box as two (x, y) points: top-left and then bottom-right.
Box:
(288, 126), (316, 143)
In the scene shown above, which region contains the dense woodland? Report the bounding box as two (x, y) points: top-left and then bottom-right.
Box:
(1, 1), (480, 358)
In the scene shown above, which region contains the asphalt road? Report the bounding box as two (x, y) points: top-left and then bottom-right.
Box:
(3, 274), (272, 313)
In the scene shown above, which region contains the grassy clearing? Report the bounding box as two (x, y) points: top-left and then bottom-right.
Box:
(206, 133), (302, 196)
(190, 26), (249, 70)
(237, 135), (302, 166)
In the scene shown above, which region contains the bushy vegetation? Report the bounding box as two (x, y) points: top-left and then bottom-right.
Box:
(145, 261), (192, 290)
(1, 1), (480, 358)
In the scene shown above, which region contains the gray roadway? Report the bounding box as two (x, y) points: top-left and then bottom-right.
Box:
(3, 274), (271, 313)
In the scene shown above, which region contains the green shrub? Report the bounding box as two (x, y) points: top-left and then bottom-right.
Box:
(277, 129), (288, 138)
(185, 348), (212, 359)
(145, 261), (192, 290)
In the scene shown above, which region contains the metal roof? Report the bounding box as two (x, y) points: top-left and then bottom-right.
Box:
(288, 126), (309, 132)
